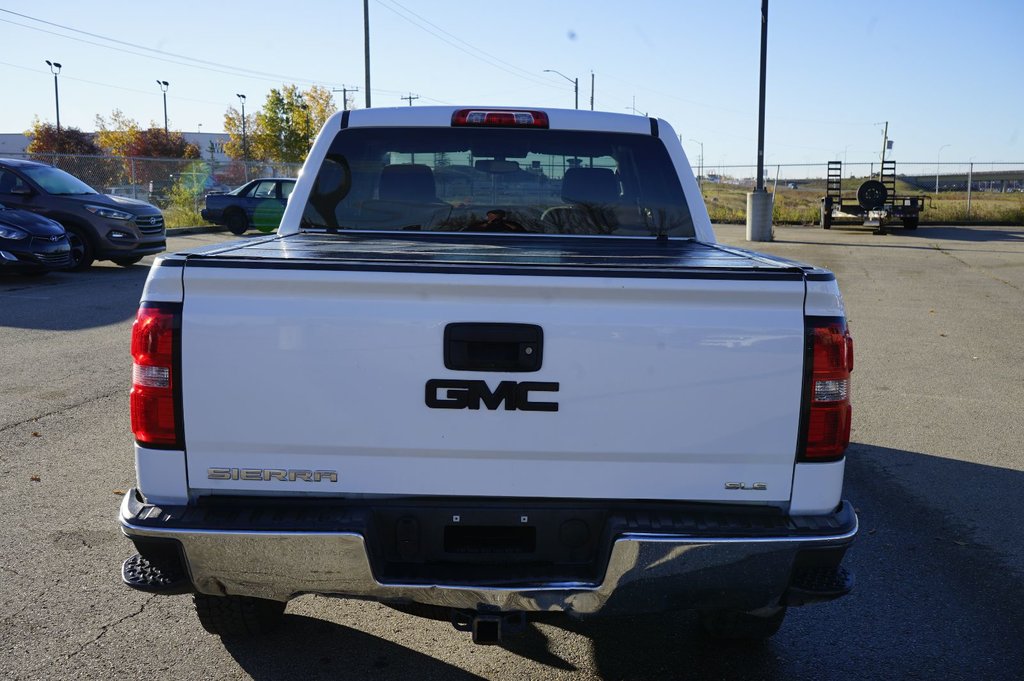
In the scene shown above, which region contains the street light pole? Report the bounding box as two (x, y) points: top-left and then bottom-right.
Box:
(747, 0), (772, 242)
(45, 60), (62, 148)
(543, 69), (578, 109)
(936, 144), (951, 193)
(755, 0), (768, 192)
(236, 94), (247, 180)
(157, 80), (169, 136)
(363, 0), (372, 108)
(299, 102), (310, 149)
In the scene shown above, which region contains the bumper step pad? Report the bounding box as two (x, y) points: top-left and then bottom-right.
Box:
(784, 565), (853, 606)
(121, 553), (191, 594)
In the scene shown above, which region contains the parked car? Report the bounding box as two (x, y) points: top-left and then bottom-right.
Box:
(0, 202), (71, 275)
(0, 158), (165, 270)
(201, 178), (296, 235)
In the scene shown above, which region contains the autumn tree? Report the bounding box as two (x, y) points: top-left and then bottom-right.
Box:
(94, 110), (200, 186)
(25, 119), (102, 155)
(94, 110), (141, 157)
(224, 85), (336, 163)
(127, 128), (200, 159)
(94, 110), (199, 159)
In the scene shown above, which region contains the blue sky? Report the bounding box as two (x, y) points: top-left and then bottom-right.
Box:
(1, 0), (1020, 166)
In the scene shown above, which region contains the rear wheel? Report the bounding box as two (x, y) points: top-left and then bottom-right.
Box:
(65, 226), (95, 271)
(112, 256), (143, 267)
(820, 202), (832, 230)
(192, 593), (286, 638)
(699, 606), (787, 640)
(902, 215), (919, 230)
(225, 210), (249, 236)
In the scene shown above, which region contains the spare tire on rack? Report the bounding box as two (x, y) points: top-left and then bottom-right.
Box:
(857, 180), (888, 210)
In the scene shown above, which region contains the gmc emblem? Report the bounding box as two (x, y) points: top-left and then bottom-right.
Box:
(425, 379), (559, 412)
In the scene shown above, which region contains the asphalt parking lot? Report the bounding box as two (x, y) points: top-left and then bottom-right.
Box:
(2, 222), (1023, 680)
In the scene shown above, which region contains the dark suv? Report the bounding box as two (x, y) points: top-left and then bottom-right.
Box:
(0, 158), (165, 270)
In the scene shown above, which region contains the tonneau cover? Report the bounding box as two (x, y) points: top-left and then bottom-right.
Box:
(170, 233), (825, 280)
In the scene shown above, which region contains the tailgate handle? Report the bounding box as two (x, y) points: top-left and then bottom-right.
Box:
(444, 323), (543, 372)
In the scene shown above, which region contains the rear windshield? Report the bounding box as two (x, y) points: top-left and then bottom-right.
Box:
(302, 127), (694, 237)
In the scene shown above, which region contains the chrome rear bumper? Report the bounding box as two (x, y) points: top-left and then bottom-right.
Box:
(120, 491), (856, 615)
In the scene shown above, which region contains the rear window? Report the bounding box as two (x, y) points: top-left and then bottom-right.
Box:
(302, 127), (694, 237)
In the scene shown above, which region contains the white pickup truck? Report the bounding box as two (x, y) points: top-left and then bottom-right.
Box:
(119, 106), (856, 644)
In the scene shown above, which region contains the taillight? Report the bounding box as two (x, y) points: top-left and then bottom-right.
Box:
(451, 109), (549, 128)
(130, 303), (181, 448)
(800, 317), (853, 462)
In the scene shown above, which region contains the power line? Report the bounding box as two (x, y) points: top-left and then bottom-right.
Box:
(372, 0), (559, 91)
(0, 9), (339, 86)
(1, 11), (453, 109)
(379, 0), (550, 84)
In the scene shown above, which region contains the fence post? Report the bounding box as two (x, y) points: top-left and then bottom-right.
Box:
(967, 162), (973, 220)
(130, 157), (137, 200)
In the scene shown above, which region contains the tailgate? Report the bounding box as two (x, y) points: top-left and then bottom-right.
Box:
(180, 264), (806, 503)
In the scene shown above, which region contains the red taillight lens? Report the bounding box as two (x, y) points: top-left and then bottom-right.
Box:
(130, 304), (181, 447)
(802, 318), (853, 461)
(451, 109), (549, 128)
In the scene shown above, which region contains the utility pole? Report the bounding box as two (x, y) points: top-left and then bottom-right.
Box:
(45, 60), (62, 150)
(880, 121), (888, 176)
(590, 71), (594, 111)
(878, 121), (889, 179)
(157, 80), (170, 136)
(332, 86), (359, 111)
(401, 93), (419, 106)
(363, 0), (371, 108)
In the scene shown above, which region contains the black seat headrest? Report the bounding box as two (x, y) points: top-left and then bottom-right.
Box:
(378, 164), (438, 202)
(561, 167), (618, 204)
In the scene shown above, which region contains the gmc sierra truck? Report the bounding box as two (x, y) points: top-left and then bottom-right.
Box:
(119, 107), (856, 645)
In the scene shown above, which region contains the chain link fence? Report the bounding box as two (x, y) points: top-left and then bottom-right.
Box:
(694, 161), (1024, 224)
(3, 152), (1022, 226)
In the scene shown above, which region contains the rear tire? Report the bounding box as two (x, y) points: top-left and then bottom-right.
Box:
(65, 226), (95, 271)
(820, 203), (832, 230)
(699, 606), (787, 640)
(225, 210), (249, 236)
(903, 215), (919, 230)
(192, 593), (286, 638)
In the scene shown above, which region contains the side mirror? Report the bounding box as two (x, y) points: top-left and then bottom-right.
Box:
(10, 186), (34, 197)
